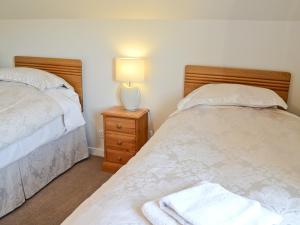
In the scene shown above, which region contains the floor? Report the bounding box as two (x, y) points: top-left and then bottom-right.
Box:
(0, 156), (112, 225)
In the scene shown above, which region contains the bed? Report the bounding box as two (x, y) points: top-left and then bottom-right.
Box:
(62, 65), (300, 225)
(0, 56), (89, 218)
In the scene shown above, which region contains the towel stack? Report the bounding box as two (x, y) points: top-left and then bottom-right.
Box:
(142, 182), (282, 225)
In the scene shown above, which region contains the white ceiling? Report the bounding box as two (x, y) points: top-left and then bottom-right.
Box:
(0, 0), (300, 21)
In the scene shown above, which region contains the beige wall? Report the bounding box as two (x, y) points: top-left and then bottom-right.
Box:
(0, 19), (299, 153)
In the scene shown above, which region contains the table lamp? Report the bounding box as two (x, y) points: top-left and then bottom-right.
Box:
(115, 58), (145, 111)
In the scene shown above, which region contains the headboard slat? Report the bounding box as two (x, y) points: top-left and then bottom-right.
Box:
(184, 65), (291, 102)
(15, 56), (83, 107)
(186, 74), (290, 84)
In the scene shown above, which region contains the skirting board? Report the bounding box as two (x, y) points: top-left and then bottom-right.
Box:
(88, 147), (104, 157)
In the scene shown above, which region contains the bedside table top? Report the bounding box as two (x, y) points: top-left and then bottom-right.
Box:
(102, 106), (149, 119)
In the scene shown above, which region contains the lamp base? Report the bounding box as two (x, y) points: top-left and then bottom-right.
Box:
(120, 83), (141, 111)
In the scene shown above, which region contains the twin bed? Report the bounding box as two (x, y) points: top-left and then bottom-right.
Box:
(62, 66), (300, 225)
(1, 58), (299, 225)
(0, 56), (89, 218)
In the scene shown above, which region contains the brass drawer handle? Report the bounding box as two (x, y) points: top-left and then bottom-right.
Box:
(117, 140), (123, 145)
(116, 123), (122, 129)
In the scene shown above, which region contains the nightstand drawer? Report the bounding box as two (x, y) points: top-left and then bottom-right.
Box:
(105, 117), (136, 134)
(106, 149), (134, 164)
(102, 106), (149, 173)
(106, 132), (136, 153)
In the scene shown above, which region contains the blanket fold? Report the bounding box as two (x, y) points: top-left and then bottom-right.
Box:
(0, 82), (62, 149)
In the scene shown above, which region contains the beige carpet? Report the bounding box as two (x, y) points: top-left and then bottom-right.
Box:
(0, 156), (112, 225)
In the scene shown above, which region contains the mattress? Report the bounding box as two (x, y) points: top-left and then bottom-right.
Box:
(0, 84), (85, 170)
(62, 106), (300, 225)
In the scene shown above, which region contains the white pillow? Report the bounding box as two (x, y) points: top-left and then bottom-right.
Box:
(178, 83), (288, 111)
(0, 67), (74, 91)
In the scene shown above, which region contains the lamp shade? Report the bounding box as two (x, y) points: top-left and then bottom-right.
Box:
(115, 58), (144, 82)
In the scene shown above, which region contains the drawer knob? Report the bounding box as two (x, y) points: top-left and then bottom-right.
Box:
(118, 156), (122, 162)
(116, 123), (122, 129)
(117, 140), (123, 145)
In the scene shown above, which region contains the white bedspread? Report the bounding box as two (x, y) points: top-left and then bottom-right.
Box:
(62, 106), (300, 225)
(45, 87), (85, 132)
(0, 82), (62, 149)
(0, 82), (85, 169)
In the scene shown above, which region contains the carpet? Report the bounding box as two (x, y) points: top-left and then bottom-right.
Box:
(0, 156), (111, 225)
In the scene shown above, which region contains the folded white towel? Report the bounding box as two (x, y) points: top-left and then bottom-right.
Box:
(142, 201), (180, 225)
(143, 182), (283, 225)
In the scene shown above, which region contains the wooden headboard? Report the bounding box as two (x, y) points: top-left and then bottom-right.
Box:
(184, 65), (291, 102)
(15, 56), (83, 106)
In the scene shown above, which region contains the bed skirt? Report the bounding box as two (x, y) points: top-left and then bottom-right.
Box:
(0, 126), (89, 218)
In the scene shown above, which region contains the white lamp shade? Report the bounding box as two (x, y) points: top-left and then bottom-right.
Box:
(115, 58), (144, 82)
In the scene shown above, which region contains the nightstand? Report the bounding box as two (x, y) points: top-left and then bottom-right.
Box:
(102, 106), (149, 173)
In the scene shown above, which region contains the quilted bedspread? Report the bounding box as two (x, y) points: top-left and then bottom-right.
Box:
(63, 106), (300, 225)
(0, 82), (62, 149)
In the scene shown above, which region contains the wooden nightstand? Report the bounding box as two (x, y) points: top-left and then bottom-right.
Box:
(102, 106), (149, 173)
